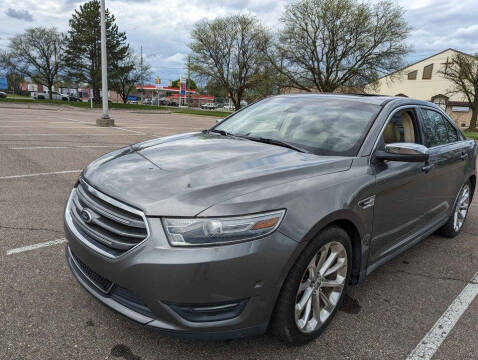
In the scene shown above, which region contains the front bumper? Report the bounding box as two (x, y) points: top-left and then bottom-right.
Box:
(65, 212), (301, 339)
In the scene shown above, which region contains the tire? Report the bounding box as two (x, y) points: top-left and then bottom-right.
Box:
(438, 180), (472, 238)
(271, 226), (352, 345)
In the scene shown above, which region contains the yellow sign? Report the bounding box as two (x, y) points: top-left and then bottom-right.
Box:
(155, 77), (161, 84)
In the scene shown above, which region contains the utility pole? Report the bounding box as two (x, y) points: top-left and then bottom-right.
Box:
(187, 56), (191, 107)
(97, 0), (114, 126)
(140, 45), (144, 104)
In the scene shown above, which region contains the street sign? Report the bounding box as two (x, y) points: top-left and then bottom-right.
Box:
(180, 75), (186, 96)
(0, 77), (8, 90)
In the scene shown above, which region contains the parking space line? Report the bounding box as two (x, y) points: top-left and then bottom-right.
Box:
(0, 170), (81, 180)
(406, 272), (478, 360)
(114, 127), (146, 135)
(0, 133), (140, 136)
(6, 238), (67, 255)
(10, 145), (119, 150)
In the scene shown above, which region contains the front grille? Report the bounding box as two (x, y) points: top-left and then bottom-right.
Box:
(69, 179), (148, 257)
(69, 249), (113, 293)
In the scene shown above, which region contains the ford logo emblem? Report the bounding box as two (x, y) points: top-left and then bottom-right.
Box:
(80, 209), (93, 223)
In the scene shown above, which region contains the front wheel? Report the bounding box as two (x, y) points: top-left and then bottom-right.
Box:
(271, 226), (351, 345)
(438, 180), (471, 238)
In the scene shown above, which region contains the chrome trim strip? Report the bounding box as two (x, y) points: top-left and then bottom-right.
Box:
(67, 246), (114, 294)
(65, 179), (150, 259)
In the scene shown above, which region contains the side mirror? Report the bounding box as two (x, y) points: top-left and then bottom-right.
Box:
(374, 143), (429, 163)
(216, 118), (223, 123)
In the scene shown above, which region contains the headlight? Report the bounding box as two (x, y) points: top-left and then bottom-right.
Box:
(162, 210), (286, 246)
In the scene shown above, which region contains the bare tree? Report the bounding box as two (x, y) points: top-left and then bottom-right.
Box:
(263, 0), (410, 93)
(8, 27), (64, 99)
(189, 14), (268, 110)
(439, 53), (478, 132)
(110, 49), (152, 103)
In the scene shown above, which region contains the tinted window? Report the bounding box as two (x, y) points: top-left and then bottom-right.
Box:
(444, 119), (459, 142)
(421, 109), (450, 147)
(215, 97), (381, 156)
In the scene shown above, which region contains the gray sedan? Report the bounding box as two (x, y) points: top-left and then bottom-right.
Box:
(64, 94), (476, 345)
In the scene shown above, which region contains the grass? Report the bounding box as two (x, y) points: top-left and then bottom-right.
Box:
(464, 131), (478, 140)
(0, 97), (232, 118)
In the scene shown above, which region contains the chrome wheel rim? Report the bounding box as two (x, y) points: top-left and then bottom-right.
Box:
(294, 241), (347, 334)
(453, 184), (470, 232)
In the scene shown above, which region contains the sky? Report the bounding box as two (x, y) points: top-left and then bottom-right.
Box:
(0, 0), (477, 86)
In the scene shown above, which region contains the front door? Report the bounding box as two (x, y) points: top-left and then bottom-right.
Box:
(369, 107), (433, 264)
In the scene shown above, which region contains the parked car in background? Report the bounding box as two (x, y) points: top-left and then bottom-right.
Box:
(67, 94), (82, 102)
(32, 91), (68, 101)
(201, 103), (219, 110)
(0, 91), (6, 98)
(223, 104), (235, 111)
(64, 94), (476, 345)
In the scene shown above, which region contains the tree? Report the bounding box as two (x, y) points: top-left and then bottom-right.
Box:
(7, 27), (64, 99)
(189, 14), (268, 110)
(263, 0), (410, 93)
(64, 0), (129, 102)
(440, 53), (478, 132)
(171, 78), (197, 90)
(110, 49), (152, 103)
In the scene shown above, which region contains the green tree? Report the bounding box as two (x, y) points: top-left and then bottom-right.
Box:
(6, 28), (64, 99)
(189, 14), (268, 110)
(263, 0), (410, 92)
(439, 53), (478, 132)
(64, 0), (129, 102)
(110, 49), (153, 103)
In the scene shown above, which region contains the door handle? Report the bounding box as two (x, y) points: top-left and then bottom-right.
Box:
(460, 153), (469, 161)
(422, 163), (435, 173)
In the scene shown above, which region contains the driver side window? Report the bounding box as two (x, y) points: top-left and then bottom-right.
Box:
(383, 110), (419, 144)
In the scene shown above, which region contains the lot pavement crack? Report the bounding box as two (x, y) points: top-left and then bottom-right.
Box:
(384, 269), (478, 285)
(0, 223), (63, 234)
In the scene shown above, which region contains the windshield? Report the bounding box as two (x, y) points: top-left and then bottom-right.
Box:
(214, 96), (381, 156)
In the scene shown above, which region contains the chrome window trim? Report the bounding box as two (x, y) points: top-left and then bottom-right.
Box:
(65, 179), (150, 260)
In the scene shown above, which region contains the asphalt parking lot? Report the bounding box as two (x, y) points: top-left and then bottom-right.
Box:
(1, 104), (478, 360)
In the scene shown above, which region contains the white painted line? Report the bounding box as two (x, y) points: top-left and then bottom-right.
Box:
(0, 169), (81, 180)
(0, 133), (139, 136)
(471, 203), (478, 207)
(0, 126), (93, 129)
(406, 272), (478, 360)
(114, 127), (145, 135)
(10, 145), (118, 150)
(7, 238), (67, 255)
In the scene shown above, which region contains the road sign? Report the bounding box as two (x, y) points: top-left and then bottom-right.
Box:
(0, 77), (7, 90)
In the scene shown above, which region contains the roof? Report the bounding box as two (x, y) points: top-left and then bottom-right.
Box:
(136, 84), (197, 93)
(371, 48), (474, 83)
(276, 93), (395, 106)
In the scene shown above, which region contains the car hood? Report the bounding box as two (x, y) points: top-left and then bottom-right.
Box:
(82, 132), (353, 216)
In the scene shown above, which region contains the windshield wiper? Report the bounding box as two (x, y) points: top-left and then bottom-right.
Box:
(209, 129), (235, 137)
(242, 136), (309, 153)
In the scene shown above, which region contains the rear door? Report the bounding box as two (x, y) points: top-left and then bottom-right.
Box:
(418, 107), (467, 218)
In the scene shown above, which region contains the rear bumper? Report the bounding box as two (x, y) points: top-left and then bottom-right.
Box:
(65, 213), (301, 339)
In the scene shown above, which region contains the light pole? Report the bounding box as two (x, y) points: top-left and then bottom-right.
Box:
(97, 0), (114, 126)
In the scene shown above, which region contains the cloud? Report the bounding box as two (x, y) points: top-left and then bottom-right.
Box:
(5, 8), (34, 22)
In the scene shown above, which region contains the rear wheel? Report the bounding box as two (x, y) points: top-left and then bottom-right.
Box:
(271, 226), (351, 345)
(438, 180), (471, 238)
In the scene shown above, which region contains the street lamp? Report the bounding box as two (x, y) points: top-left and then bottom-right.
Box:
(96, 0), (114, 126)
